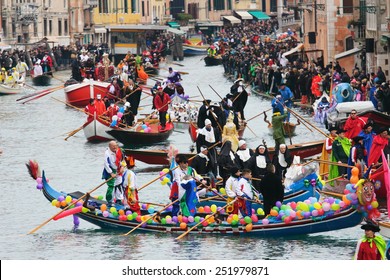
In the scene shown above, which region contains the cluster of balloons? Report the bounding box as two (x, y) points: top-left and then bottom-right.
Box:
(159, 168), (172, 186)
(140, 123), (152, 133)
(344, 182), (379, 219)
(51, 195), (79, 208)
(36, 177), (43, 190)
(263, 195), (359, 225)
(110, 106), (126, 127)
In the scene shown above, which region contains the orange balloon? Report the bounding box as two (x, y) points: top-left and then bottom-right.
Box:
(180, 222), (187, 229)
(245, 223), (253, 232)
(227, 217), (233, 224)
(342, 195), (351, 206)
(350, 167), (359, 184)
(100, 204), (107, 212)
(270, 209), (278, 217)
(118, 209), (125, 216)
(198, 206), (204, 213)
(60, 200), (67, 207)
(177, 215), (183, 223)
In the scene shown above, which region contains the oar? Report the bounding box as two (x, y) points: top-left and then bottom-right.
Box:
(28, 177), (114, 234)
(122, 198), (180, 236)
(312, 158), (355, 169)
(208, 85), (223, 100)
(175, 200), (234, 240)
(16, 85), (63, 101)
(320, 190), (343, 198)
(246, 108), (272, 122)
(324, 174), (346, 184)
(245, 122), (258, 137)
(64, 124), (85, 141)
(22, 85), (65, 104)
(170, 62), (185, 67)
(23, 83), (37, 91)
(138, 201), (166, 207)
(286, 107), (328, 138)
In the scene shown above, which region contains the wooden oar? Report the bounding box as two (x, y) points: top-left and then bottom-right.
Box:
(17, 85), (63, 102)
(175, 200), (234, 240)
(28, 177), (114, 234)
(64, 124), (85, 141)
(312, 158), (355, 169)
(245, 108), (272, 122)
(138, 201), (166, 207)
(208, 85), (223, 100)
(22, 85), (65, 104)
(170, 62), (185, 67)
(324, 174), (346, 183)
(286, 107), (328, 138)
(23, 83), (37, 91)
(320, 190), (343, 198)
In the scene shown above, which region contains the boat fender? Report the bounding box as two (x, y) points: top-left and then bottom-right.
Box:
(53, 206), (83, 221)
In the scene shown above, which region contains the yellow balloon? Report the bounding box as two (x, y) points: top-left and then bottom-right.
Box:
(65, 196), (72, 203)
(162, 168), (170, 174)
(51, 199), (58, 206)
(232, 214), (239, 221)
(210, 204), (217, 213)
(371, 201), (379, 208)
(219, 188), (226, 195)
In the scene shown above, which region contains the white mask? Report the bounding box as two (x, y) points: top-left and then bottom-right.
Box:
(239, 81), (243, 86)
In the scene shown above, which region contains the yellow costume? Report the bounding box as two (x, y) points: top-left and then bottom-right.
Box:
(222, 111), (239, 152)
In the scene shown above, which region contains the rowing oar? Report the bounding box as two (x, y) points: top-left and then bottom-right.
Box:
(208, 85), (223, 100)
(64, 124), (85, 141)
(324, 174), (346, 184)
(286, 107), (328, 138)
(175, 200), (235, 240)
(246, 108), (273, 122)
(16, 84), (63, 101)
(283, 106), (313, 133)
(312, 158), (355, 169)
(170, 62), (185, 67)
(22, 85), (65, 104)
(137, 141), (221, 192)
(28, 177), (114, 234)
(197, 86), (223, 133)
(23, 83), (37, 91)
(320, 190), (343, 198)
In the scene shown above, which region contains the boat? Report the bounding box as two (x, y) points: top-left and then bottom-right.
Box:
(251, 88), (302, 104)
(144, 66), (159, 76)
(64, 79), (110, 107)
(32, 75), (51, 86)
(37, 170), (365, 237)
(106, 121), (174, 145)
(124, 140), (324, 165)
(204, 56), (223, 66)
(188, 121), (246, 143)
(83, 115), (114, 142)
(183, 44), (209, 56)
(0, 83), (23, 95)
(263, 111), (300, 137)
(198, 172), (323, 211)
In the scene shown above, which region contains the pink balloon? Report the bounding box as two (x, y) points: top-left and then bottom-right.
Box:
(36, 177), (42, 184)
(188, 216), (194, 223)
(262, 218), (269, 225)
(182, 216), (188, 223)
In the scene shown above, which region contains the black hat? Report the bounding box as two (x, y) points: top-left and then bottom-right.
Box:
(352, 136), (364, 143)
(168, 67), (173, 71)
(328, 125), (338, 132)
(273, 108), (281, 113)
(361, 220), (380, 232)
(337, 128), (346, 134)
(226, 93), (233, 99)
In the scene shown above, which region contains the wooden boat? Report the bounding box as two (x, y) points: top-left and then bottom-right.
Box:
(83, 115), (114, 142)
(38, 170), (364, 237)
(204, 56), (223, 66)
(0, 83), (23, 95)
(64, 79), (110, 107)
(106, 121), (174, 145)
(337, 109), (390, 131)
(198, 172), (323, 211)
(188, 121), (246, 143)
(124, 140), (324, 165)
(144, 67), (159, 76)
(183, 44), (208, 56)
(263, 111), (300, 137)
(32, 75), (51, 86)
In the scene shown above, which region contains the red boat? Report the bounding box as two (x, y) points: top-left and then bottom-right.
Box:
(339, 109), (390, 130)
(64, 79), (110, 107)
(82, 115), (114, 142)
(188, 121), (246, 143)
(124, 140), (324, 165)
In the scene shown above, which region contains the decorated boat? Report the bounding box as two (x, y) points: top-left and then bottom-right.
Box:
(33, 169), (366, 237)
(183, 44), (209, 56)
(64, 79), (110, 107)
(0, 83), (23, 95)
(124, 140), (324, 165)
(83, 115), (114, 142)
(32, 75), (51, 86)
(106, 121), (174, 145)
(204, 56), (223, 66)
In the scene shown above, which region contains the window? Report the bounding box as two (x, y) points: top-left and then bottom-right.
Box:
(213, 0), (225, 11)
(132, 0), (137, 13)
(2, 19), (6, 37)
(208, 0), (211, 11)
(270, 0), (277, 12)
(58, 20), (62, 36)
(147, 1), (149, 16)
(345, 36), (354, 51)
(227, 0), (231, 10)
(49, 20), (52, 36)
(142, 1), (145, 16)
(123, 0), (128, 13)
(43, 18), (47, 36)
(343, 0), (353, 14)
(262, 0), (266, 12)
(34, 22), (38, 37)
(99, 0), (103, 13)
(64, 19), (68, 35)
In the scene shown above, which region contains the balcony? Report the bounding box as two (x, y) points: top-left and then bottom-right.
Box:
(86, 0), (98, 6)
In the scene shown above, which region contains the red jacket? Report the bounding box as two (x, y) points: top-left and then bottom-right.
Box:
(85, 104), (97, 122)
(154, 92), (170, 112)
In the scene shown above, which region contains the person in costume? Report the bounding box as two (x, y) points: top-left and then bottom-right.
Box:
(357, 179), (381, 220)
(167, 67), (181, 83)
(347, 136), (366, 179)
(329, 128), (351, 185)
(272, 143), (292, 181)
(196, 118), (220, 176)
(153, 86), (170, 130)
(170, 155), (205, 217)
(343, 109), (368, 139)
(271, 107), (288, 149)
(259, 163), (284, 215)
(225, 167), (241, 215)
(271, 94), (285, 115)
(190, 145), (215, 184)
(122, 156), (141, 215)
(354, 220), (386, 260)
(236, 140), (254, 169)
(247, 143), (271, 191)
(319, 125), (338, 176)
(368, 127), (389, 166)
(222, 111), (240, 152)
(218, 140), (240, 186)
(95, 94), (107, 116)
(278, 83), (294, 121)
(358, 123), (375, 162)
(84, 98), (97, 122)
(235, 169), (254, 217)
(102, 141), (120, 205)
(230, 78), (248, 120)
(125, 79), (142, 115)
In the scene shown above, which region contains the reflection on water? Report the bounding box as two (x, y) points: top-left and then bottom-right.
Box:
(0, 56), (383, 260)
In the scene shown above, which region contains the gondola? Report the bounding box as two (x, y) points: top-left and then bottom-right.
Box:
(106, 121), (174, 145)
(204, 56), (223, 66)
(32, 75), (52, 86)
(124, 140), (324, 165)
(37, 170), (364, 237)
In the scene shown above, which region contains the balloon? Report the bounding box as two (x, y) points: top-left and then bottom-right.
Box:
(245, 223), (253, 232)
(51, 199), (58, 206)
(257, 208), (265, 215)
(227, 216), (233, 224)
(204, 206), (211, 213)
(239, 218), (246, 225)
(371, 201), (379, 208)
(110, 207), (116, 213)
(187, 216), (194, 223)
(57, 196), (65, 202)
(36, 183), (43, 190)
(275, 201), (282, 208)
(103, 210), (109, 217)
(166, 216), (172, 223)
(244, 216), (252, 224)
(313, 202), (321, 210)
(210, 204), (217, 213)
(219, 188), (226, 195)
(322, 202), (330, 212)
(232, 214), (239, 221)
(289, 211), (296, 218)
(127, 214), (134, 220)
(331, 203), (340, 211)
(194, 216), (200, 223)
(262, 218), (269, 225)
(251, 214), (259, 223)
(198, 206), (204, 213)
(36, 177), (42, 184)
(180, 222), (187, 229)
(148, 207), (155, 214)
(270, 209), (278, 217)
(311, 210), (318, 217)
(161, 218), (166, 224)
(284, 216), (292, 224)
(60, 200), (67, 207)
(201, 220), (209, 227)
(136, 215), (142, 222)
(117, 112), (123, 119)
(172, 216), (178, 223)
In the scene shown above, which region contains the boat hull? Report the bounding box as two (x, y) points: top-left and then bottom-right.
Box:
(32, 75), (51, 86)
(106, 122), (174, 145)
(204, 56), (223, 66)
(83, 117), (114, 142)
(183, 45), (208, 56)
(64, 79), (110, 107)
(0, 84), (23, 95)
(125, 140), (324, 165)
(40, 171), (363, 237)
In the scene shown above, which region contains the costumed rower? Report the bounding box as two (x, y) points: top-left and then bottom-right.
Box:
(224, 166), (241, 215)
(328, 128), (351, 186)
(319, 125), (338, 176)
(271, 107), (288, 149)
(222, 111), (240, 152)
(235, 169), (254, 217)
(153, 86), (170, 130)
(259, 163), (284, 215)
(102, 141), (120, 205)
(122, 156), (141, 215)
(354, 220), (386, 260)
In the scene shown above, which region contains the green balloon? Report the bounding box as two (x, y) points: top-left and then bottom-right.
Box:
(161, 218), (166, 224)
(244, 216), (252, 224)
(194, 216), (200, 223)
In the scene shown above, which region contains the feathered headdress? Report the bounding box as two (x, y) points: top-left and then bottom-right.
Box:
(26, 160), (41, 180)
(167, 145), (179, 169)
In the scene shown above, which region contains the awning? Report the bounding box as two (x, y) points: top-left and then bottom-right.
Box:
(167, 21), (180, 29)
(94, 27), (106, 33)
(222, 16), (241, 24)
(381, 33), (390, 45)
(282, 43), (304, 57)
(107, 25), (168, 31)
(234, 11), (253, 20)
(334, 47), (362, 60)
(167, 27), (186, 35)
(248, 10), (270, 20)
(196, 21), (224, 27)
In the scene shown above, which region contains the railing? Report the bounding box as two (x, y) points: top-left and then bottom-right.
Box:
(281, 14), (296, 27)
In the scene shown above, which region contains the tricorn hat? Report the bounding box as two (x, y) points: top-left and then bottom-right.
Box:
(361, 220), (380, 232)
